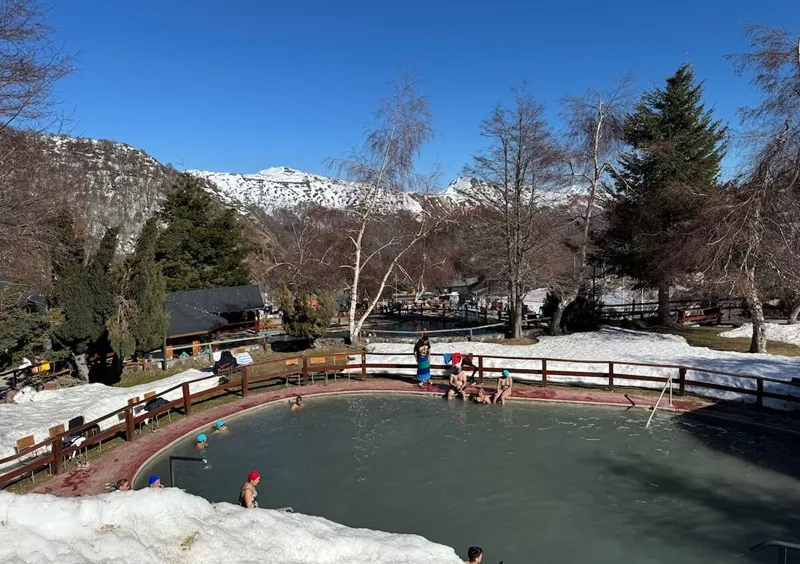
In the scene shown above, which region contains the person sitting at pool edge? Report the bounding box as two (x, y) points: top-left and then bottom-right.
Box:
(213, 420), (228, 433)
(240, 470), (260, 508)
(447, 365), (468, 400)
(148, 475), (163, 488)
(291, 396), (303, 411)
(473, 387), (492, 404)
(494, 370), (513, 406)
(465, 546), (483, 563)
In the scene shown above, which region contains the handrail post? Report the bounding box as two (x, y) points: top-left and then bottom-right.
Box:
(124, 406), (135, 441)
(678, 367), (686, 396)
(541, 358), (548, 386)
(302, 356), (309, 385)
(756, 378), (764, 408)
(182, 382), (191, 416)
(608, 362), (614, 389)
(360, 352), (367, 380)
(478, 356), (484, 385)
(241, 366), (249, 397)
(52, 436), (62, 475)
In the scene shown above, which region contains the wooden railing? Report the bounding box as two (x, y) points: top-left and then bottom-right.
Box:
(1, 352), (797, 489)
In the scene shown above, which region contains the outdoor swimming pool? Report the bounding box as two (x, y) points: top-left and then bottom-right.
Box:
(134, 394), (800, 563)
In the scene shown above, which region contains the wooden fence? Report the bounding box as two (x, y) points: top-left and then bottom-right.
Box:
(1, 352), (796, 489)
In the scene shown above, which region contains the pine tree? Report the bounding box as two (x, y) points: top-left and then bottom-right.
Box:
(129, 218), (169, 353)
(156, 174), (251, 291)
(602, 64), (726, 323)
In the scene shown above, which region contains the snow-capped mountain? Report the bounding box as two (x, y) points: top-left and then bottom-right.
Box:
(188, 167), (431, 214)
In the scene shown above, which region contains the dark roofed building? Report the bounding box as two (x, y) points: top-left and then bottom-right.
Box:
(165, 285), (265, 340)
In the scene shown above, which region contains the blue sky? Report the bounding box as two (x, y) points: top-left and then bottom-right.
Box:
(50, 0), (798, 182)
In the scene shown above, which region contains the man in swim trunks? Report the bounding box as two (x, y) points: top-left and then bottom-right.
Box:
(494, 369), (513, 405)
(240, 470), (260, 508)
(447, 365), (468, 400)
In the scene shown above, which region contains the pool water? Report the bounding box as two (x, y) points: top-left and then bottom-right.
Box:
(135, 395), (800, 563)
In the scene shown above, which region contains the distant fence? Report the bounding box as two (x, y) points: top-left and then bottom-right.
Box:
(2, 351), (798, 489)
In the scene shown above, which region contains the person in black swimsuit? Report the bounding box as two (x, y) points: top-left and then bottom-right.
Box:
(240, 470), (260, 508)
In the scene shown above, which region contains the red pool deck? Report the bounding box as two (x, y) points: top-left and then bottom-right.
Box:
(31, 380), (713, 498)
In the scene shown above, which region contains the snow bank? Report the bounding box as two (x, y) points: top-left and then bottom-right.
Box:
(0, 369), (219, 467)
(0, 489), (461, 564)
(362, 327), (800, 408)
(721, 322), (800, 348)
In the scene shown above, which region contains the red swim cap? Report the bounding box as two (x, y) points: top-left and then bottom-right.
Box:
(248, 470), (260, 481)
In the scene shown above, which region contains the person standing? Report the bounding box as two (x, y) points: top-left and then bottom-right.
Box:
(413, 334), (432, 387)
(240, 470), (260, 508)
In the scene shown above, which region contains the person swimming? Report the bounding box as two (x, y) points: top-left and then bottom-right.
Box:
(196, 433), (208, 449)
(213, 420), (228, 433)
(291, 396), (303, 411)
(473, 387), (492, 405)
(240, 470), (260, 508)
(115, 478), (131, 491)
(494, 370), (513, 406)
(148, 475), (163, 488)
(465, 546), (483, 563)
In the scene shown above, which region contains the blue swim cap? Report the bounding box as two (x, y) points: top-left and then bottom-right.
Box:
(502, 370), (510, 377)
(215, 420), (224, 429)
(197, 433), (207, 443)
(149, 475), (159, 485)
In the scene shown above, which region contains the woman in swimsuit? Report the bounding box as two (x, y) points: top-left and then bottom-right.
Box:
(494, 370), (513, 405)
(240, 470), (260, 508)
(414, 335), (432, 387)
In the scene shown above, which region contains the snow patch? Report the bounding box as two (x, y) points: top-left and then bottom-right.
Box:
(0, 489), (461, 564)
(721, 323), (800, 348)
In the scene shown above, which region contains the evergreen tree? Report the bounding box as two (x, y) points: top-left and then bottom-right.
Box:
(602, 64), (726, 323)
(156, 174), (251, 292)
(129, 218), (169, 353)
(278, 286), (337, 343)
(52, 223), (119, 354)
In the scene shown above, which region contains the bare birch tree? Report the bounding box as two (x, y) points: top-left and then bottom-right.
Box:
(328, 73), (450, 344)
(457, 86), (565, 338)
(549, 78), (632, 333)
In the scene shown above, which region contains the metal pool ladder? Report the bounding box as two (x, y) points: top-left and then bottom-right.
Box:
(645, 375), (674, 428)
(752, 540), (800, 563)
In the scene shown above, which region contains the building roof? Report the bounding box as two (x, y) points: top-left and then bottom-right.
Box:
(165, 285), (264, 338)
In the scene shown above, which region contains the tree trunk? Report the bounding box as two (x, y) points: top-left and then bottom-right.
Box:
(549, 290), (577, 336)
(510, 298), (523, 339)
(746, 268), (767, 353)
(788, 302), (800, 325)
(657, 280), (670, 325)
(73, 353), (89, 382)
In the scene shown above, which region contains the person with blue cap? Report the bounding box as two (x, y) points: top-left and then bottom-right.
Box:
(213, 420), (228, 434)
(494, 369), (513, 406)
(148, 475), (163, 488)
(196, 433), (208, 450)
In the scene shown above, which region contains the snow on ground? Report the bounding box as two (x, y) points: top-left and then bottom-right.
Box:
(0, 489), (461, 564)
(0, 369), (219, 468)
(363, 327), (800, 409)
(721, 322), (800, 348)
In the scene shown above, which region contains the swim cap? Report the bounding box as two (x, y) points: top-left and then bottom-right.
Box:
(197, 433), (207, 443)
(502, 369), (510, 377)
(149, 475), (159, 485)
(215, 420), (224, 429)
(248, 470), (260, 481)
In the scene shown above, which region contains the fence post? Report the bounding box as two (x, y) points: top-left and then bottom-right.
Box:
(52, 436), (62, 475)
(241, 366), (249, 397)
(478, 356), (484, 385)
(182, 382), (191, 416)
(125, 406), (135, 441)
(360, 352), (367, 380)
(541, 358), (548, 386)
(678, 367), (686, 396)
(756, 378), (763, 408)
(468, 328), (473, 342)
(302, 356), (309, 385)
(608, 362), (614, 389)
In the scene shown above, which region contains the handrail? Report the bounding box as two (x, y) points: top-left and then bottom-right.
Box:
(751, 539), (800, 562)
(645, 376), (673, 428)
(2, 349), (798, 488)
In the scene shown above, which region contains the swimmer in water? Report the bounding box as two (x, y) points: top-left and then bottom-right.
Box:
(473, 387), (492, 404)
(240, 470), (260, 508)
(196, 433), (208, 450)
(213, 420), (228, 434)
(465, 546), (483, 563)
(493, 370), (513, 406)
(148, 475), (163, 488)
(115, 478), (131, 491)
(291, 396), (303, 411)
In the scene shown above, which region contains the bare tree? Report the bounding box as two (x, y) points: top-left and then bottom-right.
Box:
(550, 78), (632, 333)
(328, 73), (451, 344)
(457, 86), (565, 338)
